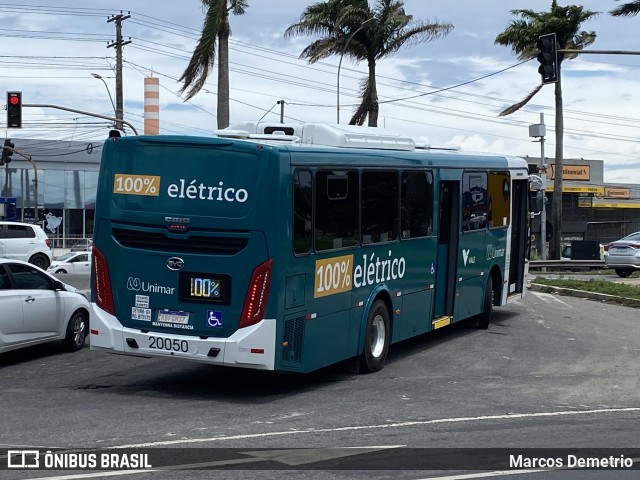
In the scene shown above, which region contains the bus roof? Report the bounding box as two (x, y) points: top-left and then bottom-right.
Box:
(215, 121), (528, 171)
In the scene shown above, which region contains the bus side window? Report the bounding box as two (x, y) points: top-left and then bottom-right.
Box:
(362, 170), (399, 244)
(488, 171), (511, 228)
(315, 170), (358, 251)
(462, 172), (488, 232)
(401, 170), (433, 239)
(293, 169), (313, 255)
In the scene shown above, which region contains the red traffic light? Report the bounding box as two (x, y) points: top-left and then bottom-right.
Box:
(6, 91), (22, 128)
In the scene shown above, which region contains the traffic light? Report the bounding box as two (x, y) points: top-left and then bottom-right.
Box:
(0, 138), (14, 166)
(537, 33), (558, 83)
(6, 91), (22, 128)
(536, 33), (558, 84)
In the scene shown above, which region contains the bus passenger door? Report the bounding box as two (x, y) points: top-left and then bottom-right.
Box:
(508, 179), (528, 295)
(434, 181), (460, 319)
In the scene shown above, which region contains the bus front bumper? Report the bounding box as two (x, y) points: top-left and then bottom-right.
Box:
(89, 303), (276, 370)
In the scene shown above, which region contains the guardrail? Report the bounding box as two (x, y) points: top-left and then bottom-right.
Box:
(529, 260), (605, 270)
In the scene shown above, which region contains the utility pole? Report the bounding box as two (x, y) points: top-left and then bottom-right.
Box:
(539, 113), (547, 261)
(529, 114), (547, 260)
(107, 12), (131, 131)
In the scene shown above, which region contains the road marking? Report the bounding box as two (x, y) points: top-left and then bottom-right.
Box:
(414, 456), (640, 480)
(529, 291), (572, 308)
(113, 406), (640, 448)
(414, 470), (547, 480)
(14, 408), (640, 480)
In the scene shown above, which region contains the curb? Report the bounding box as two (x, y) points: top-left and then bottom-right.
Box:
(528, 282), (640, 308)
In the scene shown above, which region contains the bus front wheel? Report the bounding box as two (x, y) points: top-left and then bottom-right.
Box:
(477, 276), (493, 329)
(360, 300), (390, 373)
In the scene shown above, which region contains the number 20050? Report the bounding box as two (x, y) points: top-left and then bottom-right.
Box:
(148, 337), (189, 353)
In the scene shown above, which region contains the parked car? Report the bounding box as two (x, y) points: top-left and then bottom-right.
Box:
(0, 221), (52, 270)
(0, 259), (89, 354)
(48, 251), (92, 275)
(70, 239), (93, 252)
(604, 231), (640, 278)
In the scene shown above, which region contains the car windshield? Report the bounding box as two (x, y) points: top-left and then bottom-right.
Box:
(55, 252), (76, 261)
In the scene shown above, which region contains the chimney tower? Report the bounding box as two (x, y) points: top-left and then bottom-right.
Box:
(144, 77), (159, 135)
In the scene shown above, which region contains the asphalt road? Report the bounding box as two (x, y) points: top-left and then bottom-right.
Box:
(1, 281), (639, 479)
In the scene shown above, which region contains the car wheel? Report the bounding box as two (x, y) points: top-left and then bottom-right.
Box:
(359, 300), (390, 373)
(29, 253), (50, 270)
(62, 311), (88, 352)
(615, 269), (632, 278)
(55, 269), (68, 274)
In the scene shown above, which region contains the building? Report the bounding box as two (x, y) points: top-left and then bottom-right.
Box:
(0, 138), (102, 245)
(526, 156), (640, 253)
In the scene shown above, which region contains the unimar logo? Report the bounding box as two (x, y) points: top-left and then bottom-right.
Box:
(126, 277), (175, 295)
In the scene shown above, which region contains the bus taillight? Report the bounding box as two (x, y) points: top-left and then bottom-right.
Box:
(92, 245), (115, 315)
(239, 259), (273, 329)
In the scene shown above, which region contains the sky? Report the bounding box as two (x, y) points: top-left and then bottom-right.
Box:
(1, 1), (639, 184)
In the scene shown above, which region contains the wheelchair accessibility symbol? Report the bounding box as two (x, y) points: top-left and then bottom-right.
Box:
(207, 310), (223, 328)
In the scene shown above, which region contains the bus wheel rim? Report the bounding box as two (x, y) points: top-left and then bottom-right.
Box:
(370, 315), (386, 358)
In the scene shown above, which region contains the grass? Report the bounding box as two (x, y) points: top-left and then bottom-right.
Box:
(532, 276), (640, 301)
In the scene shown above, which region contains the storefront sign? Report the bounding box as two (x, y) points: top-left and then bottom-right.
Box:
(604, 187), (630, 199)
(546, 164), (591, 180)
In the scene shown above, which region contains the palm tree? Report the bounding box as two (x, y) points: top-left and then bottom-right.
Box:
(179, 0), (248, 129)
(610, 1), (640, 16)
(285, 0), (452, 127)
(495, 1), (597, 260)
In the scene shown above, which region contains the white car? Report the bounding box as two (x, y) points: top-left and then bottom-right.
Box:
(48, 251), (92, 275)
(0, 221), (53, 270)
(605, 231), (640, 278)
(0, 259), (89, 354)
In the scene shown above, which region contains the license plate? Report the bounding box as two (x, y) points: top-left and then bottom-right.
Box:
(157, 310), (190, 324)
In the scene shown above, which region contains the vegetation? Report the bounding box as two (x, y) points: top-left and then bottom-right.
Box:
(284, 0), (452, 126)
(179, 0), (248, 129)
(495, 1), (598, 260)
(533, 276), (640, 303)
(610, 0), (640, 17)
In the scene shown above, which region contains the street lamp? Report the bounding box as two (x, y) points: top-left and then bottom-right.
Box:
(91, 73), (117, 117)
(337, 17), (375, 124)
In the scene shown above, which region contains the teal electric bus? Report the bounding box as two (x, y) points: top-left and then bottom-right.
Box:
(90, 122), (530, 373)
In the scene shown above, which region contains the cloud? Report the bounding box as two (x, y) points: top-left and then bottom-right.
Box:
(1, 0), (639, 184)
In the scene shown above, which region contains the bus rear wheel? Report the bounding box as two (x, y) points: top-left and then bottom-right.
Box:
(360, 300), (390, 373)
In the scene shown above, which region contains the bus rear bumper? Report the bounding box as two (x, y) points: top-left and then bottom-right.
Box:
(89, 304), (276, 370)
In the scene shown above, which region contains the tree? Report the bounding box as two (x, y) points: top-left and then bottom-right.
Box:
(179, 0), (248, 129)
(495, 1), (597, 260)
(610, 0), (640, 16)
(284, 0), (452, 127)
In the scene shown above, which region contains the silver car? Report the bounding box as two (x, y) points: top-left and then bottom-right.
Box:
(0, 259), (89, 354)
(604, 232), (640, 278)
